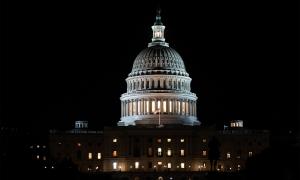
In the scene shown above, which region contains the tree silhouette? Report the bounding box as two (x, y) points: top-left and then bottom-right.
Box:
(208, 136), (221, 171)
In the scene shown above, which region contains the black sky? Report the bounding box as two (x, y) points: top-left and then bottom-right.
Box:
(2, 1), (300, 132)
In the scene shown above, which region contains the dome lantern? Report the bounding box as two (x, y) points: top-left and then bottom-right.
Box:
(149, 9), (169, 47)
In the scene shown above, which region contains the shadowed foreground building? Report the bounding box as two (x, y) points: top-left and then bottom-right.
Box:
(48, 11), (270, 179)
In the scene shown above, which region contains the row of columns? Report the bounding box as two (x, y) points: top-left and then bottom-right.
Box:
(121, 99), (196, 117)
(127, 78), (190, 92)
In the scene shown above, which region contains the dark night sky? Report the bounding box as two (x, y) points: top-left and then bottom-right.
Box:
(2, 1), (299, 132)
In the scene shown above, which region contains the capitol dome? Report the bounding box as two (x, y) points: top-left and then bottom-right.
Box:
(118, 10), (200, 127)
(129, 46), (189, 77)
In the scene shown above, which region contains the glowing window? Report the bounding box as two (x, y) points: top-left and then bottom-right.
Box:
(180, 138), (185, 142)
(180, 149), (185, 156)
(154, 31), (162, 38)
(42, 156), (46, 160)
(177, 101), (180, 114)
(88, 152), (92, 160)
(248, 151), (253, 157)
(169, 101), (172, 112)
(112, 151), (118, 157)
(157, 100), (161, 110)
(37, 145), (40, 148)
(203, 162), (206, 168)
(157, 148), (162, 156)
(182, 101), (185, 114)
(180, 163), (185, 168)
(163, 100), (167, 112)
(152, 101), (155, 113)
(132, 101), (136, 115)
(227, 152), (231, 159)
(202, 139), (207, 143)
(135, 162), (139, 169)
(186, 102), (189, 114)
(157, 162), (162, 165)
(167, 138), (171, 142)
(77, 142), (81, 147)
(202, 150), (207, 156)
(113, 138), (117, 143)
(157, 138), (162, 143)
(167, 163), (171, 169)
(97, 153), (101, 159)
(167, 149), (172, 156)
(36, 155), (40, 159)
(146, 100), (149, 113)
(137, 101), (140, 115)
(113, 162), (117, 169)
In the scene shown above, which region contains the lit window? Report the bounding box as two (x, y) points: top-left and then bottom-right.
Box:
(158, 162), (162, 165)
(146, 100), (149, 113)
(158, 100), (161, 110)
(202, 139), (207, 143)
(167, 138), (171, 142)
(231, 122), (235, 127)
(95, 166), (99, 170)
(177, 101), (180, 114)
(180, 149), (185, 156)
(36, 155), (40, 159)
(157, 138), (162, 143)
(148, 147), (153, 156)
(133, 101), (136, 115)
(227, 152), (231, 159)
(167, 163), (171, 169)
(248, 151), (253, 157)
(37, 145), (40, 148)
(202, 150), (207, 156)
(113, 138), (117, 143)
(113, 162), (117, 170)
(169, 101), (172, 112)
(167, 149), (172, 156)
(157, 148), (162, 156)
(182, 102), (185, 114)
(88, 152), (92, 160)
(58, 142), (62, 145)
(203, 162), (206, 168)
(180, 163), (185, 168)
(137, 101), (140, 115)
(135, 162), (139, 169)
(42, 145), (46, 148)
(163, 100), (167, 113)
(180, 138), (185, 142)
(77, 142), (81, 147)
(237, 164), (241, 170)
(43, 156), (46, 161)
(97, 153), (101, 160)
(112, 151), (118, 157)
(152, 101), (155, 113)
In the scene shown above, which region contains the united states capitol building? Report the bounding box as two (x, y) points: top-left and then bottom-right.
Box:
(45, 10), (270, 179)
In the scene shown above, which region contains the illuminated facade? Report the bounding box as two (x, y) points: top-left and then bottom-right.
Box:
(46, 11), (270, 179)
(118, 10), (199, 126)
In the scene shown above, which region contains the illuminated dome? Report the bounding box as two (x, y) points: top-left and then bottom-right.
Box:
(129, 46), (189, 77)
(118, 10), (200, 127)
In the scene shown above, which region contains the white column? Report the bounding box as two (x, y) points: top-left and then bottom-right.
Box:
(121, 101), (123, 117)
